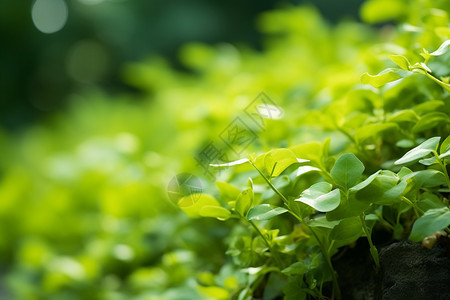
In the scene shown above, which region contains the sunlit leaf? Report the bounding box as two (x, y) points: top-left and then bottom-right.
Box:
(264, 148), (299, 177)
(235, 188), (254, 217)
(290, 142), (323, 166)
(199, 205), (231, 220)
(216, 182), (241, 203)
(296, 166), (320, 177)
(178, 194), (221, 218)
(210, 158), (249, 167)
(198, 285), (230, 300)
(247, 204), (288, 221)
(361, 69), (403, 87)
(390, 55), (410, 71)
(387, 110), (419, 123)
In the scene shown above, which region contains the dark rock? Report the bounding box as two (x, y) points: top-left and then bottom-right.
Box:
(377, 237), (450, 300)
(334, 239), (377, 300)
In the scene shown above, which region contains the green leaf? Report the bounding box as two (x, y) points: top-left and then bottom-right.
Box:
(264, 148), (299, 177)
(283, 278), (307, 300)
(354, 123), (398, 143)
(387, 110), (419, 123)
(178, 193), (221, 218)
(295, 182), (340, 212)
(330, 217), (363, 244)
(296, 166), (320, 177)
(413, 100), (445, 116)
(361, 68), (403, 87)
(397, 167), (413, 178)
(394, 136), (440, 165)
(439, 150), (450, 159)
(382, 180), (407, 203)
(417, 192), (446, 211)
(330, 153), (365, 189)
(247, 204), (288, 221)
(412, 112), (449, 133)
(390, 55), (410, 71)
(281, 262), (308, 275)
(209, 158), (249, 167)
(350, 171), (380, 192)
(247, 177), (253, 190)
(199, 205), (231, 220)
(290, 141), (324, 166)
(216, 182), (241, 203)
(235, 188), (254, 217)
(307, 216), (340, 229)
(410, 207), (450, 242)
(418, 157), (437, 166)
(412, 62), (431, 73)
(282, 254), (321, 276)
(326, 193), (370, 221)
(401, 170), (447, 188)
(429, 40), (450, 56)
(353, 171), (404, 205)
(440, 136), (450, 154)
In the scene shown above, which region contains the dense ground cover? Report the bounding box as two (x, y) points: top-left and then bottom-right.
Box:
(0, 0), (449, 299)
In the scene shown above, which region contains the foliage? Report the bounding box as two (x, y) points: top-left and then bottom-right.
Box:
(0, 0), (449, 299)
(173, 0), (450, 298)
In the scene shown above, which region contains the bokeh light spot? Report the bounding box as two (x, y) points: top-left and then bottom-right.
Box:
(31, 0), (68, 34)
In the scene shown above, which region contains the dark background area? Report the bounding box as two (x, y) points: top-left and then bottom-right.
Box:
(0, 0), (364, 131)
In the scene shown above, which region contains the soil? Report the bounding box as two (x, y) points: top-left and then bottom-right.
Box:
(334, 238), (377, 299)
(334, 236), (450, 300)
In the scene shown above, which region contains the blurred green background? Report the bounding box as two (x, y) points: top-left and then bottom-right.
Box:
(5, 0), (444, 299)
(0, 0), (364, 130)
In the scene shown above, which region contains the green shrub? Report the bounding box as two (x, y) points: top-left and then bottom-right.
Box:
(0, 0), (449, 299)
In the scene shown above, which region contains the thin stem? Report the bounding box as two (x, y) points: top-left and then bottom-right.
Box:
(423, 72), (450, 92)
(434, 151), (450, 190)
(401, 196), (424, 215)
(376, 212), (395, 230)
(249, 160), (290, 207)
(360, 213), (380, 270)
(319, 168), (335, 185)
(247, 219), (284, 268)
(289, 211), (340, 300)
(249, 159), (341, 299)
